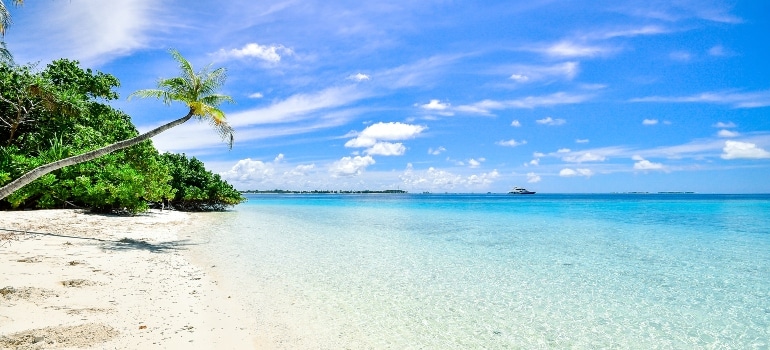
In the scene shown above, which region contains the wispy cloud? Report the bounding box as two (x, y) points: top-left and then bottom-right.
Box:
(507, 61), (579, 83)
(455, 92), (592, 115)
(8, 0), (163, 66)
(630, 90), (770, 108)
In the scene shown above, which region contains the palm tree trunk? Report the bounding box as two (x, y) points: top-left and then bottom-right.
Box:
(0, 109), (193, 201)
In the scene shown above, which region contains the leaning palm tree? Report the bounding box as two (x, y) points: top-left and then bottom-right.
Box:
(0, 49), (234, 200)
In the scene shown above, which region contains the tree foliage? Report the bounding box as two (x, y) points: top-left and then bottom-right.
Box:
(160, 153), (245, 211)
(0, 59), (242, 213)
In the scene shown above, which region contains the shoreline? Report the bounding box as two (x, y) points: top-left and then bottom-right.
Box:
(0, 209), (257, 349)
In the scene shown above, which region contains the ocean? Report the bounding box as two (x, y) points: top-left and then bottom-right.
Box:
(188, 193), (770, 348)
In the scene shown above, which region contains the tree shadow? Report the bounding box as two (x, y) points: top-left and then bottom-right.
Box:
(102, 237), (198, 253)
(0, 229), (199, 253)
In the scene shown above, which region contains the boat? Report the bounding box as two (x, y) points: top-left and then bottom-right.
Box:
(508, 187), (535, 194)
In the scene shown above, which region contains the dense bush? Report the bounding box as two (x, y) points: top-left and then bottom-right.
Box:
(160, 153), (245, 211)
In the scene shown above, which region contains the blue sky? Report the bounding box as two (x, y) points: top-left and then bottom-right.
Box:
(7, 0), (770, 193)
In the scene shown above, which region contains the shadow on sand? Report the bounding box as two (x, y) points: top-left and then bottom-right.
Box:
(0, 228), (199, 253)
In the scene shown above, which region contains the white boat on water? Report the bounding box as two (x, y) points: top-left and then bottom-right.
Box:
(508, 187), (536, 194)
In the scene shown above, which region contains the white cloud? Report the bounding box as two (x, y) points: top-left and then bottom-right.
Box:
(536, 117), (566, 126)
(365, 142), (406, 156)
(633, 159), (664, 170)
(508, 61), (579, 83)
(221, 158), (277, 183)
(400, 165), (499, 190)
(330, 155), (376, 177)
(285, 164), (315, 177)
(541, 41), (609, 58)
(527, 172), (541, 183)
(496, 139), (527, 147)
(455, 93), (591, 115)
(669, 51), (692, 62)
(642, 119), (659, 125)
(721, 141), (770, 160)
(562, 152), (606, 163)
(347, 73), (371, 82)
(248, 92), (264, 99)
(468, 158), (484, 168)
(576, 139), (590, 143)
(631, 90), (770, 108)
(717, 129), (740, 138)
(345, 122), (427, 152)
(559, 168), (594, 177)
(713, 121), (736, 128)
(215, 43), (293, 62)
(428, 146), (446, 155)
(355, 122), (426, 141)
(420, 99), (450, 110)
(708, 45), (730, 57)
(227, 85), (370, 127)
(8, 0), (160, 66)
(510, 74), (529, 82)
(593, 25), (669, 39)
(529, 159), (540, 166)
(557, 148), (571, 153)
(511, 120), (521, 127)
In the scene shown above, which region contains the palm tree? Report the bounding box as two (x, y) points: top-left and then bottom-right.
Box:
(0, 49), (235, 200)
(0, 0), (24, 64)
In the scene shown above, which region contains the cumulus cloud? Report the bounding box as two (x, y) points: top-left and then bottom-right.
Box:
(529, 159), (540, 166)
(330, 155), (376, 177)
(345, 122), (427, 155)
(576, 139), (590, 143)
(557, 148), (571, 153)
(365, 142), (406, 156)
(511, 120), (521, 127)
(496, 139), (527, 147)
(563, 152), (606, 163)
(721, 141), (770, 159)
(428, 146), (446, 155)
(420, 99), (450, 110)
(559, 168), (594, 177)
(468, 158), (484, 168)
(510, 74), (529, 82)
(400, 164), (499, 189)
(221, 158), (276, 182)
(642, 119), (659, 125)
(248, 92), (264, 99)
(527, 172), (541, 183)
(633, 156), (664, 170)
(717, 129), (740, 138)
(215, 43), (293, 62)
(536, 117), (566, 126)
(347, 73), (371, 81)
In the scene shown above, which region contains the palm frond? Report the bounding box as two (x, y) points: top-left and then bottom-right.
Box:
(130, 49), (236, 149)
(0, 40), (12, 64)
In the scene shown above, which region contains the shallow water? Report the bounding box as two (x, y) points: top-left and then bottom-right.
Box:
(190, 194), (770, 348)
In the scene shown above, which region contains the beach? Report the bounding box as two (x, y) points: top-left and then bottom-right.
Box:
(0, 209), (257, 349)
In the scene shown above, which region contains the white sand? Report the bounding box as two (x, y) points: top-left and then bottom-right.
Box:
(0, 209), (257, 349)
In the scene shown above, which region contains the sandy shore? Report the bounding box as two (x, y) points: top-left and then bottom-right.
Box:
(0, 209), (257, 349)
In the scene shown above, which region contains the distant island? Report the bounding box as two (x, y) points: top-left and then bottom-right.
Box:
(241, 189), (408, 194)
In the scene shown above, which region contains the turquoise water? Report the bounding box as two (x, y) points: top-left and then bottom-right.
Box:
(191, 194), (770, 348)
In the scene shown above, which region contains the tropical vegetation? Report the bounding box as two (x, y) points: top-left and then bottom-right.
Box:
(0, 53), (244, 213)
